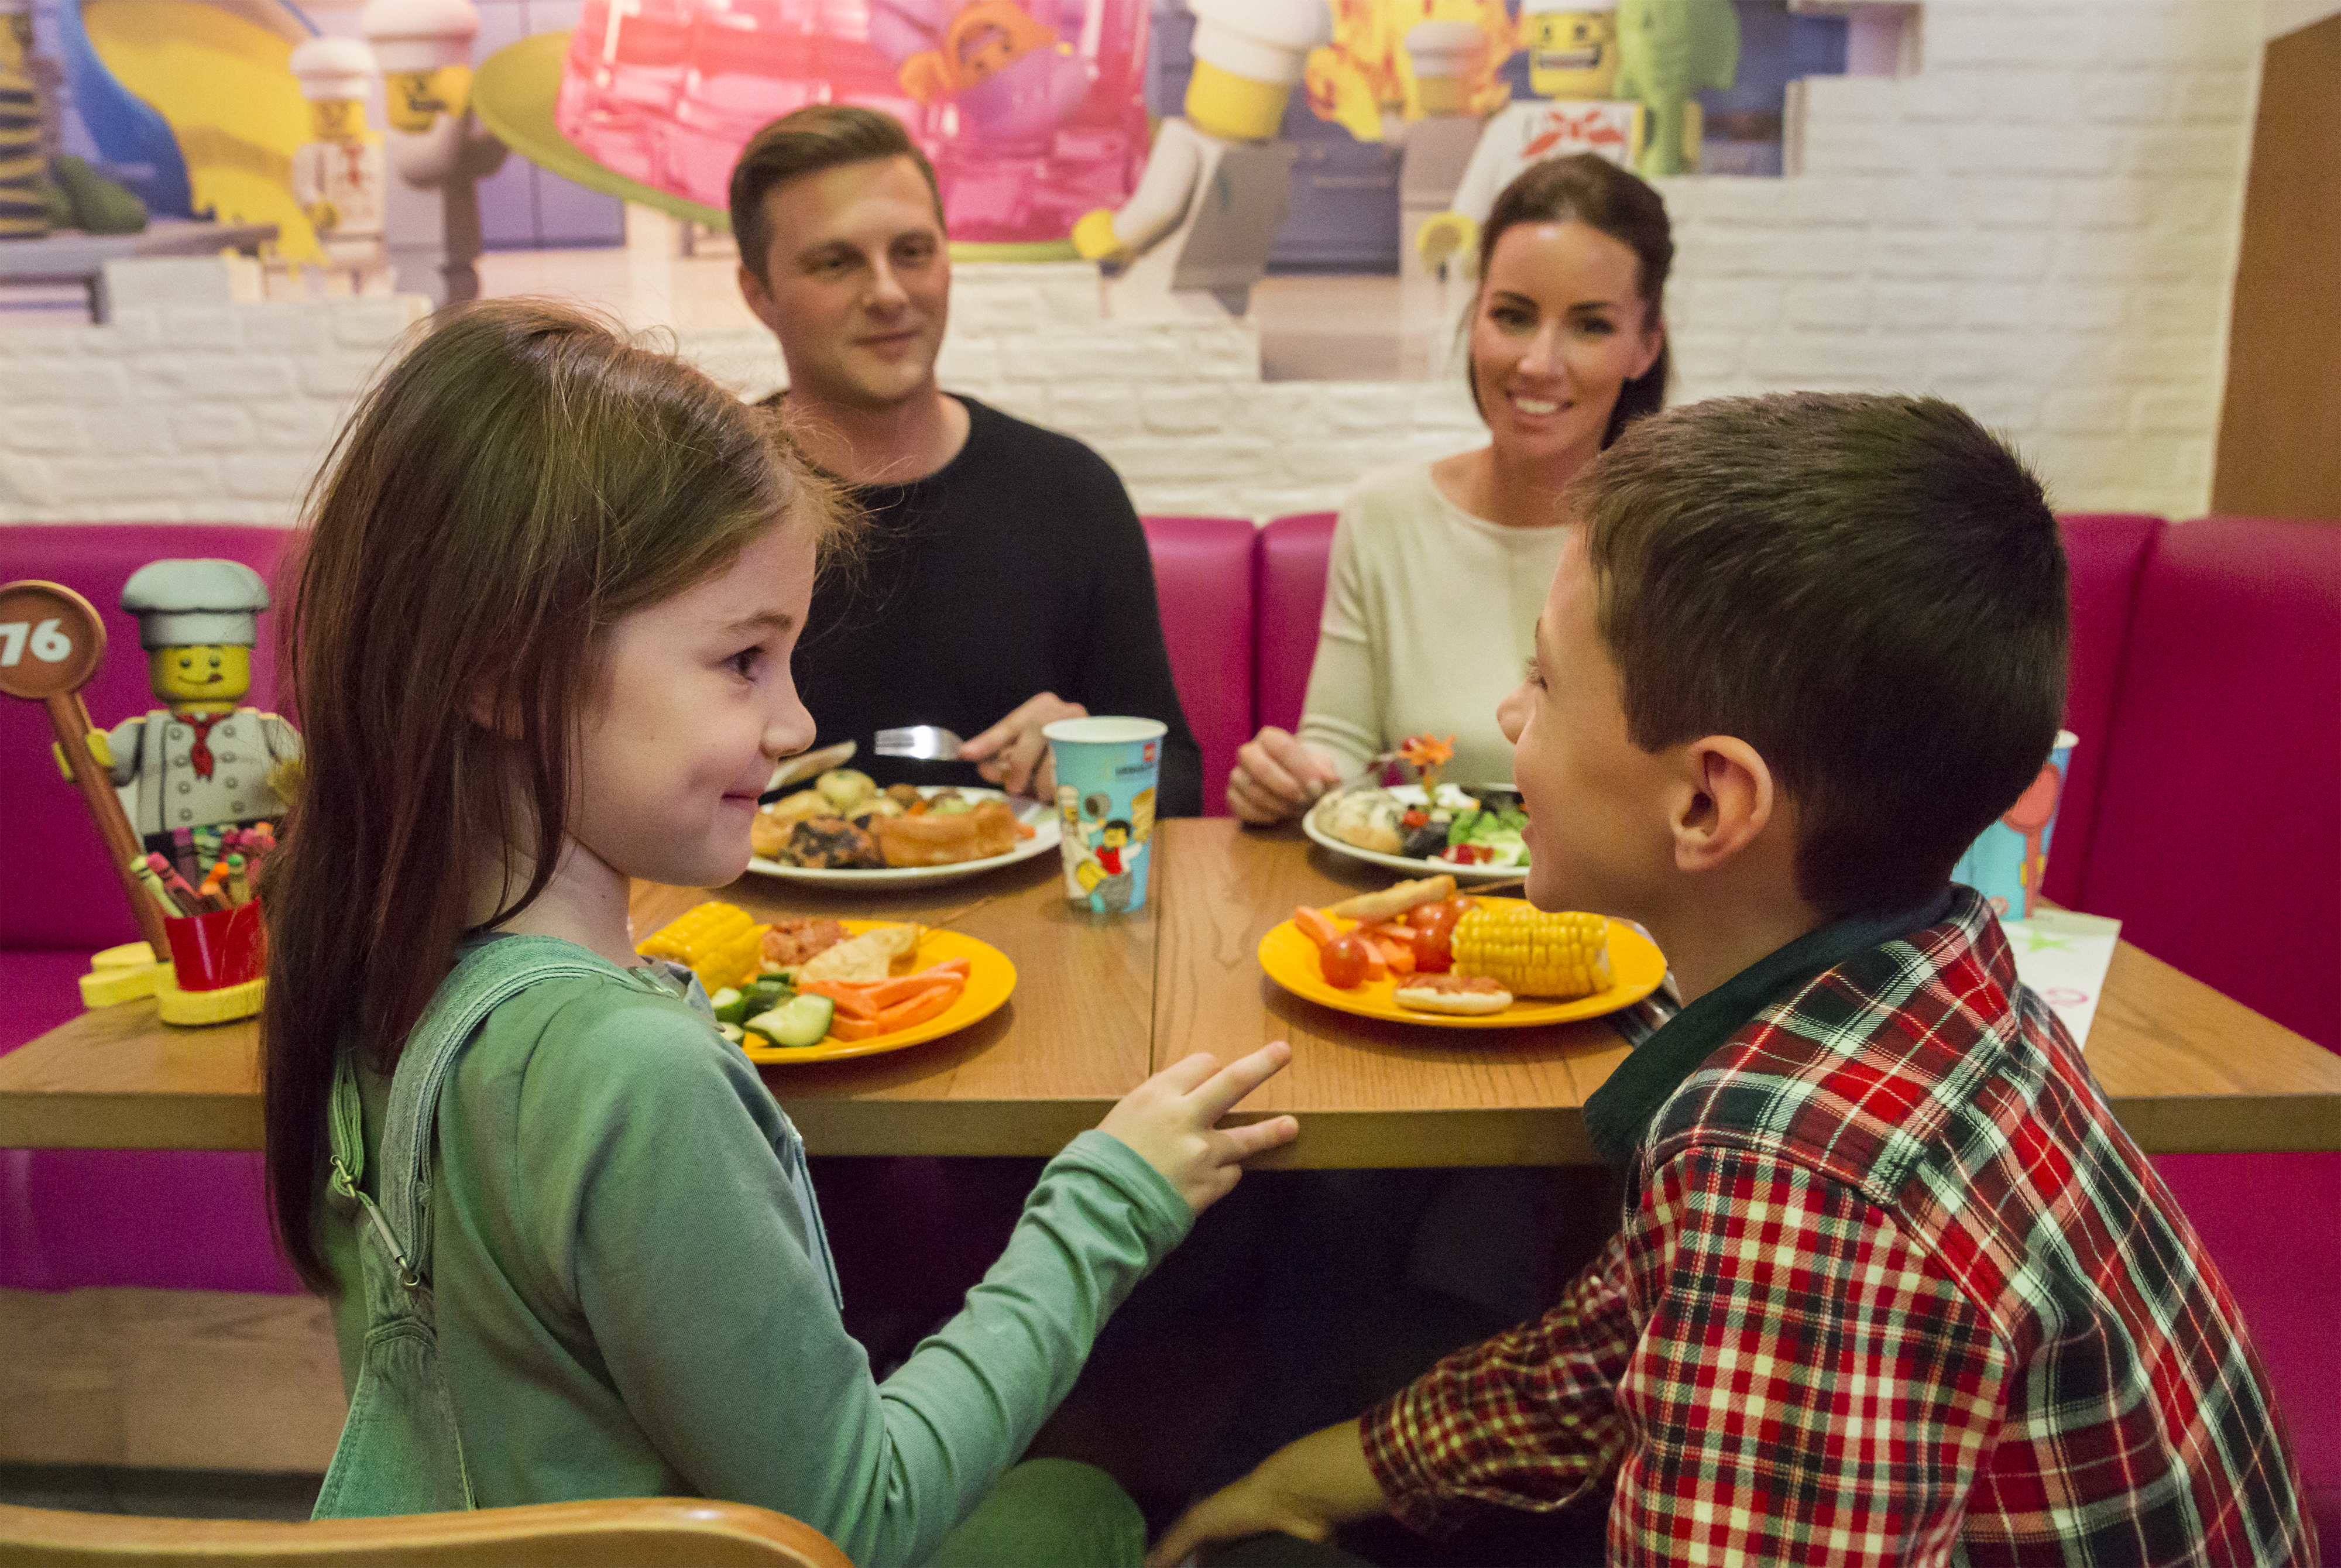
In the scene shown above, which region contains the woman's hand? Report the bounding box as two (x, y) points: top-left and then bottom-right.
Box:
(1227, 728), (1343, 824)
(1098, 1043), (1297, 1215)
(1147, 1421), (1388, 1567)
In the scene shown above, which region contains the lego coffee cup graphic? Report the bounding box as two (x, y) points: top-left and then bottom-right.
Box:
(1952, 729), (2078, 920)
(1045, 716), (1165, 914)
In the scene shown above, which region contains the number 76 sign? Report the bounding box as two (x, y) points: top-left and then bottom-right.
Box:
(0, 580), (170, 952)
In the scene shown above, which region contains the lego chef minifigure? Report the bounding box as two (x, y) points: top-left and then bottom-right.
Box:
(362, 0), (507, 305)
(1071, 0), (1331, 320)
(290, 35), (390, 294)
(94, 560), (301, 843)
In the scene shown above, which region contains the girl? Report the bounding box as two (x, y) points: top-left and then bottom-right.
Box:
(1228, 153), (1673, 816)
(261, 300), (1296, 1566)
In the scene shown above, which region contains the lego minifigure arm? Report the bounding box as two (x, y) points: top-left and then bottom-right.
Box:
(1101, 125), (1208, 260)
(102, 716), (142, 785)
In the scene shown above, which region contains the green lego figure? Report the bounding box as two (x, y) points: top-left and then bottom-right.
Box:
(1616, 0), (1739, 178)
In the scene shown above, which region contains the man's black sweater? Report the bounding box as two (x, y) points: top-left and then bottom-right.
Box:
(787, 394), (1203, 817)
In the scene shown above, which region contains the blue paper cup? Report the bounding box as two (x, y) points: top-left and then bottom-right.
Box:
(1044, 716), (1166, 914)
(1952, 729), (2078, 920)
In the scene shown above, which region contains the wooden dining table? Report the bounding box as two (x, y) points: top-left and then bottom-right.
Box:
(4, 819), (2338, 1164)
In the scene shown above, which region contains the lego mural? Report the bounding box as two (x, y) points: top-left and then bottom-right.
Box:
(4, 0), (1863, 331)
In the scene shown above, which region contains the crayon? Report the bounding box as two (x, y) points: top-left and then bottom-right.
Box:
(127, 857), (180, 922)
(170, 828), (200, 887)
(144, 852), (203, 917)
(226, 853), (249, 907)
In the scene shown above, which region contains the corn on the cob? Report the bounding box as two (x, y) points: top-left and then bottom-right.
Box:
(637, 902), (770, 993)
(1451, 907), (1612, 998)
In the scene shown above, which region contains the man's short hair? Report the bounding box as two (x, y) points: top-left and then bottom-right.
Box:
(728, 104), (945, 282)
(1574, 393), (2069, 918)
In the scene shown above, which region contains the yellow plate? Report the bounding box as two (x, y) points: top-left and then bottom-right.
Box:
(1257, 900), (1666, 1029)
(739, 922), (1016, 1065)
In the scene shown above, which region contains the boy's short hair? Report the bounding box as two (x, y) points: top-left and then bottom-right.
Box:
(728, 104), (945, 282)
(1574, 393), (2068, 918)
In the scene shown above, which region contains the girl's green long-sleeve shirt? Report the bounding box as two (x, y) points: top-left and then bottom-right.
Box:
(318, 957), (1192, 1568)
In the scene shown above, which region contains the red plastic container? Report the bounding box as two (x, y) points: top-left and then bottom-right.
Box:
(163, 901), (267, 991)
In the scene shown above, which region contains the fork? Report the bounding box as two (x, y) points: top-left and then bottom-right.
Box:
(874, 725), (965, 761)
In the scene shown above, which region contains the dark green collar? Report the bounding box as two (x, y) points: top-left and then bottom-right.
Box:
(1585, 888), (1956, 1177)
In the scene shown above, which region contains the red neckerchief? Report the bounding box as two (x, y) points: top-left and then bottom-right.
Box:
(180, 712), (224, 779)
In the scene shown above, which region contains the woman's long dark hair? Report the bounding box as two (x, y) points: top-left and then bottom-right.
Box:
(1469, 152), (1676, 448)
(262, 300), (842, 1291)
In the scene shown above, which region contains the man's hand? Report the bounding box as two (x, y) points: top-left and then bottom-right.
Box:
(960, 691), (1085, 798)
(1147, 1420), (1388, 1567)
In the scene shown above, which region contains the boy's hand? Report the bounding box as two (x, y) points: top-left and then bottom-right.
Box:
(1098, 1043), (1297, 1215)
(1148, 1420), (1386, 1567)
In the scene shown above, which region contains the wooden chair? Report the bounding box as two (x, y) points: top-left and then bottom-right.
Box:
(0, 1496), (854, 1567)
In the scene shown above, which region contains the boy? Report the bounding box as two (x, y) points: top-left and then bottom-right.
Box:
(1152, 394), (2313, 1566)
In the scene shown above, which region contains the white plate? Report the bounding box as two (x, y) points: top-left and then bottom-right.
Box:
(746, 788), (1061, 891)
(1302, 784), (1528, 883)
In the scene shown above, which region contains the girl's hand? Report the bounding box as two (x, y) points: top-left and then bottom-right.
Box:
(1228, 728), (1342, 824)
(1098, 1043), (1297, 1215)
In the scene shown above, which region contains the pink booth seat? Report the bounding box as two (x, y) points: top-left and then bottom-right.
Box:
(2074, 515), (2341, 1542)
(1139, 516), (1257, 818)
(1252, 512), (1337, 736)
(0, 523), (304, 1295)
(2043, 514), (2164, 911)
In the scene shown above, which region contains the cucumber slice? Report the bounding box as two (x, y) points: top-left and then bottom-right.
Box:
(717, 1021), (746, 1044)
(747, 993), (835, 1049)
(718, 978), (792, 1025)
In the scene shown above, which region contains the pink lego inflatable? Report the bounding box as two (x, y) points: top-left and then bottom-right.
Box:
(555, 0), (1151, 245)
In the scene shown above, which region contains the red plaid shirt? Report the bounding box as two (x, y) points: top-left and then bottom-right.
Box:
(1362, 890), (2313, 1564)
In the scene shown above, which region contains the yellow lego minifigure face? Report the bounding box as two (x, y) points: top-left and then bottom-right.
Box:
(309, 97), (366, 140)
(1528, 10), (1619, 100)
(383, 64), (470, 133)
(1185, 59), (1293, 143)
(150, 644), (252, 707)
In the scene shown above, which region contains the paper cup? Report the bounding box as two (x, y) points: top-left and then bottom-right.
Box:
(1952, 729), (2077, 920)
(1044, 717), (1166, 914)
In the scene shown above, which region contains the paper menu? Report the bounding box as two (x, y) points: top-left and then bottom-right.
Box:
(2003, 908), (2123, 1047)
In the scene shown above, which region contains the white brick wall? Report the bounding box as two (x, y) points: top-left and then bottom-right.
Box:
(0, 0), (2261, 527)
(0, 259), (427, 524)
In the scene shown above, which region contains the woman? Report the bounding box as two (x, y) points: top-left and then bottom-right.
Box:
(1228, 153), (1673, 819)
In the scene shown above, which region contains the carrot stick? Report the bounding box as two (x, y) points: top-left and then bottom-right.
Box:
(1293, 907), (1344, 950)
(829, 982), (964, 1039)
(874, 985), (960, 1032)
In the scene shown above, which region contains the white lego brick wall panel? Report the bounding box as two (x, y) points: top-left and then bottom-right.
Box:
(0, 259), (408, 526)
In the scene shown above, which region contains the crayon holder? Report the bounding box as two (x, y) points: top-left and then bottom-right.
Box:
(156, 900), (267, 1025)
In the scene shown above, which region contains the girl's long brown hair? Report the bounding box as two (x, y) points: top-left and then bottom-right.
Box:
(263, 300), (842, 1291)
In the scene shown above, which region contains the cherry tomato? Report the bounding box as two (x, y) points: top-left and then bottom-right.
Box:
(1401, 808), (1429, 829)
(1319, 932), (1369, 989)
(1409, 923), (1453, 973)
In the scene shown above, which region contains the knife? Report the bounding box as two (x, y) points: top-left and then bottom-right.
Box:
(757, 740), (858, 804)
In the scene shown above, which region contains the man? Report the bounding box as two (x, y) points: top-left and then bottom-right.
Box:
(731, 104), (1203, 814)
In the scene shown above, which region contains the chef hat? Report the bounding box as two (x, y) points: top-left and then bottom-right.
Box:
(121, 560), (272, 649)
(1186, 0), (1333, 90)
(290, 36), (379, 102)
(361, 0), (479, 74)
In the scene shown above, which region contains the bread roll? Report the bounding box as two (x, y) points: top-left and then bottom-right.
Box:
(874, 800), (1021, 867)
(1392, 975), (1512, 1015)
